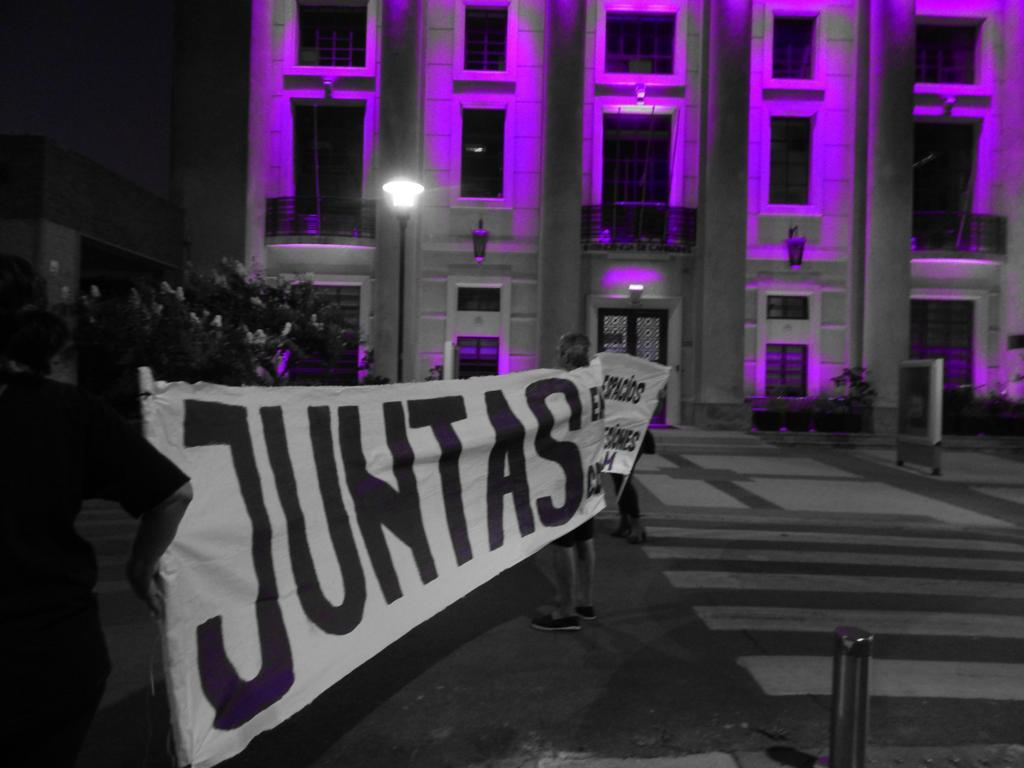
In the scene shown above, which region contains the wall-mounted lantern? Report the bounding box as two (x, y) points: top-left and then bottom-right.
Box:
(786, 226), (806, 270)
(628, 283), (645, 304)
(472, 218), (489, 263)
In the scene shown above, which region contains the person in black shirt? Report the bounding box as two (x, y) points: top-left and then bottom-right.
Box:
(531, 332), (597, 632)
(0, 254), (192, 766)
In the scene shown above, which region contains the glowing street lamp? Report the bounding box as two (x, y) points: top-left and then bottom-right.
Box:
(382, 178), (424, 382)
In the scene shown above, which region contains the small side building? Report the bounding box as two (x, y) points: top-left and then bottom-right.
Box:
(0, 135), (186, 380)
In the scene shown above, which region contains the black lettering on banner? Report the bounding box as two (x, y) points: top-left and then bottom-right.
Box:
(603, 424), (641, 452)
(585, 463), (603, 498)
(261, 406), (366, 635)
(525, 378), (583, 528)
(183, 400), (294, 730)
(407, 396), (473, 566)
(590, 385), (605, 421)
(337, 402), (437, 604)
(602, 374), (646, 404)
(484, 389), (534, 550)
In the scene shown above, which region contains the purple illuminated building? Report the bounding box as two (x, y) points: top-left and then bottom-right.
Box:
(172, 0), (1024, 430)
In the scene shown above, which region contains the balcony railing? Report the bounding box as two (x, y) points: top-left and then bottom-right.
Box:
(911, 211), (1006, 256)
(581, 203), (697, 252)
(266, 197), (376, 239)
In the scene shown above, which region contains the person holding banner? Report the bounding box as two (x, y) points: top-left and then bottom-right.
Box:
(532, 332), (598, 632)
(610, 427), (655, 543)
(0, 254), (193, 767)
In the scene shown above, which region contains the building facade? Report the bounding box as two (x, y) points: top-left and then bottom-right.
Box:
(173, 0), (1024, 429)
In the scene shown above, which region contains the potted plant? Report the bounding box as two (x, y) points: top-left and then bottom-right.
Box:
(968, 391), (1017, 436)
(812, 397), (845, 433)
(751, 397), (786, 432)
(959, 395), (992, 435)
(783, 398), (813, 432)
(830, 367), (877, 433)
(942, 386), (973, 435)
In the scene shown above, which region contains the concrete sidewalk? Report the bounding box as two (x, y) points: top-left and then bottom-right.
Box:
(77, 429), (1024, 768)
(474, 742), (1024, 767)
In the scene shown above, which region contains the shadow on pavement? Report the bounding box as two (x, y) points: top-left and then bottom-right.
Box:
(764, 745), (820, 767)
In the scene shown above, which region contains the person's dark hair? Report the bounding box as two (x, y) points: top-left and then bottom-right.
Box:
(557, 332), (590, 370)
(4, 309), (70, 375)
(0, 253), (45, 314)
(0, 253), (67, 374)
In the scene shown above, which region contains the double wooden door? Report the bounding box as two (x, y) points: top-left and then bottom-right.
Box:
(597, 308), (668, 424)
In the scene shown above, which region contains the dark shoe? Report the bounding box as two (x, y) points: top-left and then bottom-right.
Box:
(531, 614), (581, 632)
(628, 525), (647, 544)
(575, 605), (597, 621)
(610, 519), (632, 538)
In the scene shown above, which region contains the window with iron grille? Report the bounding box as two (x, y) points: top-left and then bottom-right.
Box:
(916, 24), (977, 84)
(458, 287), (501, 312)
(910, 299), (973, 388)
(465, 7), (508, 71)
(767, 295), (809, 320)
(457, 336), (499, 378)
(912, 122), (975, 213)
(605, 12), (675, 74)
(772, 17), (814, 79)
(288, 284), (361, 384)
(765, 343), (807, 396)
(769, 117), (811, 205)
(461, 109), (505, 198)
(299, 5), (367, 67)
(602, 112), (671, 203)
(293, 104), (365, 200)
(313, 284), (361, 326)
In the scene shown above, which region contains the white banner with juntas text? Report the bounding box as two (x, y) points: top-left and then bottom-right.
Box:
(595, 352), (671, 475)
(141, 365), (607, 767)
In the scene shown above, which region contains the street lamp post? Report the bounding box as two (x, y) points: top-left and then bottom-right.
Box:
(382, 178), (424, 382)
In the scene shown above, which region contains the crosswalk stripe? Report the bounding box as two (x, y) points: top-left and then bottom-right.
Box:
(974, 487), (1024, 505)
(642, 510), (958, 529)
(737, 656), (1024, 700)
(645, 527), (1024, 553)
(634, 476), (748, 509)
(734, 479), (1013, 528)
(680, 455), (858, 478)
(647, 546), (1024, 573)
(695, 606), (1024, 638)
(665, 570), (1024, 599)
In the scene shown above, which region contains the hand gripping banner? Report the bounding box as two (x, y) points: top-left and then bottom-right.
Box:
(141, 365), (607, 767)
(595, 352), (671, 475)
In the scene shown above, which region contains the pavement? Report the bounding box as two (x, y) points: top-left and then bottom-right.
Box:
(74, 427), (1024, 768)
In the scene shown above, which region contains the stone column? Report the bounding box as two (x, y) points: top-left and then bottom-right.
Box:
(847, 0), (871, 370)
(170, 0), (254, 273)
(536, 0), (586, 369)
(245, 0), (272, 274)
(376, 0), (424, 382)
(862, 0), (915, 432)
(692, 0), (752, 428)
(1002, 1), (1024, 398)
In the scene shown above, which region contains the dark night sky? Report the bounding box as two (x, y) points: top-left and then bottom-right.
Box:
(0, 0), (175, 196)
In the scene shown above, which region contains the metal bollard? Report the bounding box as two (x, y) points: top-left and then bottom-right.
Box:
(829, 626), (873, 768)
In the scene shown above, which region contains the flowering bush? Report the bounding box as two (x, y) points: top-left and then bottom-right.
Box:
(72, 261), (367, 415)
